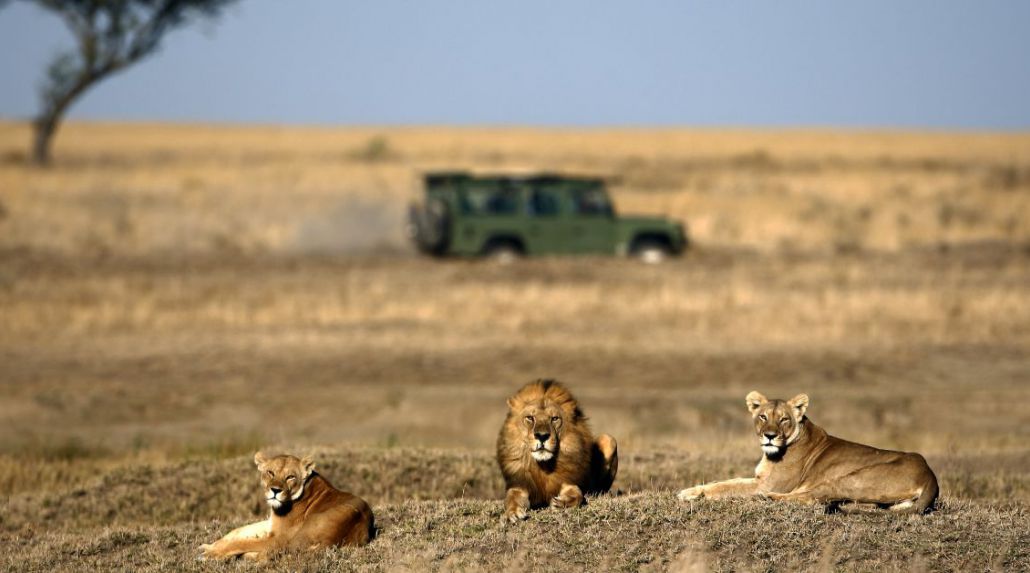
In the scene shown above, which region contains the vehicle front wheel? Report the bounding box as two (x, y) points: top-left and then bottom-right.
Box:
(482, 242), (523, 264)
(632, 241), (672, 264)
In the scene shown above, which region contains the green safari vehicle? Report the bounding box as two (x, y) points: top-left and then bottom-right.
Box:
(407, 172), (687, 262)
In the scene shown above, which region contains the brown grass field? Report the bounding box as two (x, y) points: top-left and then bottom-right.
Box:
(0, 121), (1029, 571)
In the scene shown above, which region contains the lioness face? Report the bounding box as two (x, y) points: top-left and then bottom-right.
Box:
(745, 392), (809, 457)
(515, 401), (565, 462)
(253, 452), (315, 512)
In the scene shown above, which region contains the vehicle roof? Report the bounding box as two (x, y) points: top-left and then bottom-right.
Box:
(424, 170), (612, 186)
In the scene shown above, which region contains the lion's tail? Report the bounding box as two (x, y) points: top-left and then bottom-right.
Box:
(367, 511), (378, 542)
(918, 474), (943, 515)
(912, 472), (939, 514)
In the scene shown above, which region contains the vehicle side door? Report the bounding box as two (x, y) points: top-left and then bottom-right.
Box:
(566, 185), (616, 254)
(523, 180), (572, 255)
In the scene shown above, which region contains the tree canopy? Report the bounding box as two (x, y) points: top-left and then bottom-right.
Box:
(10, 0), (239, 165)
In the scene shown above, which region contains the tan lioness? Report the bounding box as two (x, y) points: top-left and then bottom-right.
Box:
(201, 452), (374, 560)
(677, 392), (939, 514)
(496, 380), (619, 522)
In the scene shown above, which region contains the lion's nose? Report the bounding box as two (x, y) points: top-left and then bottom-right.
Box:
(534, 431), (550, 442)
(763, 432), (777, 440)
(270, 487), (282, 495)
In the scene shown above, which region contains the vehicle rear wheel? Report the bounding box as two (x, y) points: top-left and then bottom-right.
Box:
(632, 240), (671, 264)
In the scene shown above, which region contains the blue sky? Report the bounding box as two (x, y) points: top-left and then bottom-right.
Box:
(1, 1), (1028, 129)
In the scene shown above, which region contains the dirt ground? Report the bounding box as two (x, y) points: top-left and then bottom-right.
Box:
(1, 123), (1028, 571)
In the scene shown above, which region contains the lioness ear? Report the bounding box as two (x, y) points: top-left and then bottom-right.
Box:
(745, 391), (767, 413)
(506, 397), (518, 410)
(788, 394), (809, 418)
(300, 455), (316, 478)
(254, 451), (268, 467)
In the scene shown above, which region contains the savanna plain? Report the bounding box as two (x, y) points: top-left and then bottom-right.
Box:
(1, 122), (1029, 571)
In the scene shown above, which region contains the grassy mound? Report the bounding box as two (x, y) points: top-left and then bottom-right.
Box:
(3, 449), (1027, 571)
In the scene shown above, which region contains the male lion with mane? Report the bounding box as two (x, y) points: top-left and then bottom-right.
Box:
(496, 379), (618, 523)
(678, 391), (939, 514)
(201, 452), (374, 560)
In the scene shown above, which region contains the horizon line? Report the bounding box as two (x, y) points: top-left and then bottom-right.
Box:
(1, 116), (1028, 136)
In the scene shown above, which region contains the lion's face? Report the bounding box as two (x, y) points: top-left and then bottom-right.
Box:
(254, 452), (315, 512)
(514, 401), (566, 462)
(745, 391), (809, 457)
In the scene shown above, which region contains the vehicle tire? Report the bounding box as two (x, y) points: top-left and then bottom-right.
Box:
(482, 241), (522, 264)
(407, 198), (450, 254)
(631, 240), (671, 264)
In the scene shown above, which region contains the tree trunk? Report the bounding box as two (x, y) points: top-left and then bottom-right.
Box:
(32, 112), (61, 167)
(31, 70), (107, 167)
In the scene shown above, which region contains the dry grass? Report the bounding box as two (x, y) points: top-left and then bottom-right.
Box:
(2, 450), (1027, 572)
(1, 121), (1029, 571)
(1, 254), (1027, 460)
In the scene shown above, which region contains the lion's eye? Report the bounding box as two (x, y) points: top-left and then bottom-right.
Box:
(525, 416), (534, 423)
(551, 416), (560, 422)
(758, 414), (768, 422)
(780, 418), (789, 424)
(286, 475), (296, 482)
(266, 470), (274, 478)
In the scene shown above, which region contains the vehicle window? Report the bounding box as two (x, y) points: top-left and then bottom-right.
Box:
(529, 187), (562, 216)
(571, 187), (613, 216)
(460, 182), (521, 216)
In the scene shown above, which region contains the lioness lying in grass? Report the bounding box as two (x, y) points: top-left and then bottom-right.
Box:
(201, 452), (374, 560)
(678, 392), (939, 514)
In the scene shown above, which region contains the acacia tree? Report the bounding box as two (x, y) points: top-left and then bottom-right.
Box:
(11, 0), (239, 165)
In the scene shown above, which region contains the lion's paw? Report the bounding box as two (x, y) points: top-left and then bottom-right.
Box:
(200, 541), (229, 560)
(550, 495), (580, 509)
(504, 508), (529, 524)
(677, 487), (704, 501)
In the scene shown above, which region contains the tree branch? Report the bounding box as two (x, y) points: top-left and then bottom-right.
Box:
(23, 0), (240, 165)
